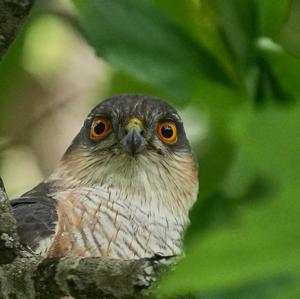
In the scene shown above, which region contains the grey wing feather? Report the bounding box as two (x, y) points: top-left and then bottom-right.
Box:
(11, 182), (58, 251)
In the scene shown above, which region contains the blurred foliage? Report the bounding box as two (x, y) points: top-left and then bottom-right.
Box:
(2, 0), (300, 298)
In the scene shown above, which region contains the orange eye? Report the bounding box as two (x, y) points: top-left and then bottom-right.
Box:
(157, 121), (177, 143)
(90, 118), (111, 140)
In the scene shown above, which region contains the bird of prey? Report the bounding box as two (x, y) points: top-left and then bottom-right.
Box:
(11, 94), (199, 259)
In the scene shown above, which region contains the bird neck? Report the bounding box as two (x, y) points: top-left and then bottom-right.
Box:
(47, 149), (199, 216)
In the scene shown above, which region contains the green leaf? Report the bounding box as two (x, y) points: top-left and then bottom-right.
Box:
(278, 0), (300, 56)
(256, 0), (291, 37)
(263, 49), (300, 102)
(210, 0), (257, 66)
(150, 0), (239, 85)
(106, 70), (173, 105)
(72, 0), (230, 101)
(194, 275), (297, 299)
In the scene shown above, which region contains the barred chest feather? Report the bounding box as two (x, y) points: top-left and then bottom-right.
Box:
(44, 185), (188, 259)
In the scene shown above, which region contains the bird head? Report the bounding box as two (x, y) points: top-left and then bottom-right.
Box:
(51, 95), (198, 210)
(68, 94), (192, 156)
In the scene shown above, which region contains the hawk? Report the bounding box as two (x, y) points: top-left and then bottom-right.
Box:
(11, 95), (199, 259)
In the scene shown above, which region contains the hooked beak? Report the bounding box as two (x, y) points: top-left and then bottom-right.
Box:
(122, 118), (146, 156)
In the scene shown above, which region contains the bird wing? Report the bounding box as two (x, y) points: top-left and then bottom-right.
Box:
(10, 182), (58, 253)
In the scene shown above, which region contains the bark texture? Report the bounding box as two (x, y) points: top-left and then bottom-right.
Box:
(0, 0), (34, 59)
(0, 255), (164, 299)
(0, 178), (30, 265)
(0, 178), (170, 298)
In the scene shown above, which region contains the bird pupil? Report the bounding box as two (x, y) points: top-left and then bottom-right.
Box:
(161, 125), (173, 138)
(94, 122), (105, 135)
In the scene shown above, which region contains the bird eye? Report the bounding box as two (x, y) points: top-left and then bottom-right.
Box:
(90, 118), (110, 140)
(157, 121), (177, 144)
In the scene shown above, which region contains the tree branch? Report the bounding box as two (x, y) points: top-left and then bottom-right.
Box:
(0, 177), (28, 264)
(0, 255), (164, 299)
(0, 0), (34, 59)
(0, 178), (170, 298)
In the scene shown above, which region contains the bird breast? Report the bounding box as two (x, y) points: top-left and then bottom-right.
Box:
(46, 185), (188, 259)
